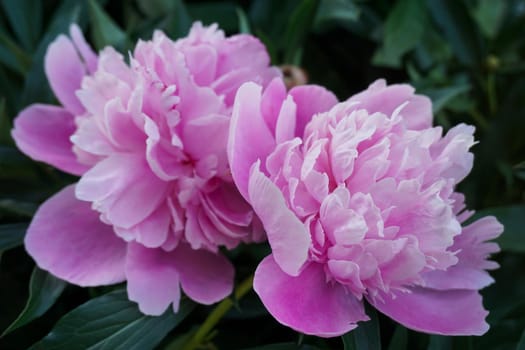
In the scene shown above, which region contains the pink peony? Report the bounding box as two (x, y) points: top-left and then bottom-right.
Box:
(12, 23), (278, 315)
(228, 78), (503, 337)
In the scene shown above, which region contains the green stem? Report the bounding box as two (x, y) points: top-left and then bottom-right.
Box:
(181, 275), (254, 350)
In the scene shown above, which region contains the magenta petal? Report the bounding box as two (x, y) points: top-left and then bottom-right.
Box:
(12, 104), (88, 175)
(369, 287), (489, 335)
(126, 243), (181, 315)
(288, 85), (338, 138)
(25, 185), (126, 286)
(172, 243), (234, 304)
(248, 162), (311, 276)
(228, 82), (275, 200)
(44, 35), (87, 115)
(254, 255), (369, 337)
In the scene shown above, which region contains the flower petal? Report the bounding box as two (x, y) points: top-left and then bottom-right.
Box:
(248, 161), (311, 276)
(44, 35), (87, 115)
(228, 82), (275, 200)
(289, 85), (338, 137)
(172, 243), (234, 305)
(126, 243), (181, 315)
(369, 287), (489, 335)
(12, 104), (89, 175)
(25, 185), (126, 286)
(254, 255), (369, 337)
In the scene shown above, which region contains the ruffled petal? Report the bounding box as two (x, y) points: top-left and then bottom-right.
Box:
(369, 287), (489, 335)
(289, 85), (338, 137)
(25, 185), (126, 286)
(44, 35), (87, 115)
(172, 243), (234, 304)
(12, 104), (88, 175)
(228, 82), (275, 200)
(126, 243), (181, 315)
(248, 161), (311, 276)
(254, 256), (369, 337)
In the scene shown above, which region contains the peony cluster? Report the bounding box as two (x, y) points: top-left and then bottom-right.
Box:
(12, 22), (502, 337)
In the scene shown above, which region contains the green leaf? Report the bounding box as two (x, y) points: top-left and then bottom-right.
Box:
(88, 0), (128, 51)
(426, 0), (485, 66)
(314, 0), (360, 29)
(2, 267), (67, 335)
(0, 223), (27, 253)
(282, 0), (319, 64)
(472, 0), (506, 39)
(388, 325), (407, 350)
(0, 0), (42, 51)
(420, 84), (470, 113)
(136, 0), (177, 18)
(472, 205), (525, 253)
(373, 0), (427, 67)
(29, 289), (195, 350)
(236, 7), (251, 34)
(342, 306), (381, 350)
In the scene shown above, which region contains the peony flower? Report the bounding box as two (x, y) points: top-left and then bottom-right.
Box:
(228, 78), (503, 337)
(12, 22), (278, 315)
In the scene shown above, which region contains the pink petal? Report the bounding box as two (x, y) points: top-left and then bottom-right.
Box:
(261, 77), (287, 133)
(228, 82), (276, 200)
(75, 154), (168, 229)
(254, 255), (369, 337)
(347, 79), (432, 130)
(126, 243), (181, 315)
(44, 35), (87, 115)
(248, 162), (311, 276)
(289, 85), (338, 137)
(25, 185), (126, 286)
(69, 24), (98, 74)
(172, 243), (234, 304)
(11, 104), (88, 175)
(369, 287), (489, 335)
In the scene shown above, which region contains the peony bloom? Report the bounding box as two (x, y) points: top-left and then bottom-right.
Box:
(228, 79), (503, 337)
(12, 23), (278, 315)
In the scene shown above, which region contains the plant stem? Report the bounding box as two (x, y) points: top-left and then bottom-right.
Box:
(181, 275), (254, 350)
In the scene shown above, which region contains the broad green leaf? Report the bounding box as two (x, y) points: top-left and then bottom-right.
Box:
(373, 0), (427, 67)
(426, 0), (485, 66)
(473, 0), (506, 39)
(314, 0), (360, 29)
(472, 205), (525, 253)
(342, 307), (381, 350)
(0, 222), (27, 253)
(2, 267), (67, 335)
(88, 0), (128, 51)
(387, 325), (407, 350)
(0, 0), (42, 51)
(420, 84), (470, 113)
(29, 289), (195, 350)
(236, 7), (251, 34)
(136, 0), (177, 18)
(282, 0), (319, 64)
(0, 199), (37, 218)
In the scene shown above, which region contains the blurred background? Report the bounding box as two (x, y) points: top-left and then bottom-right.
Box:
(0, 0), (524, 349)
